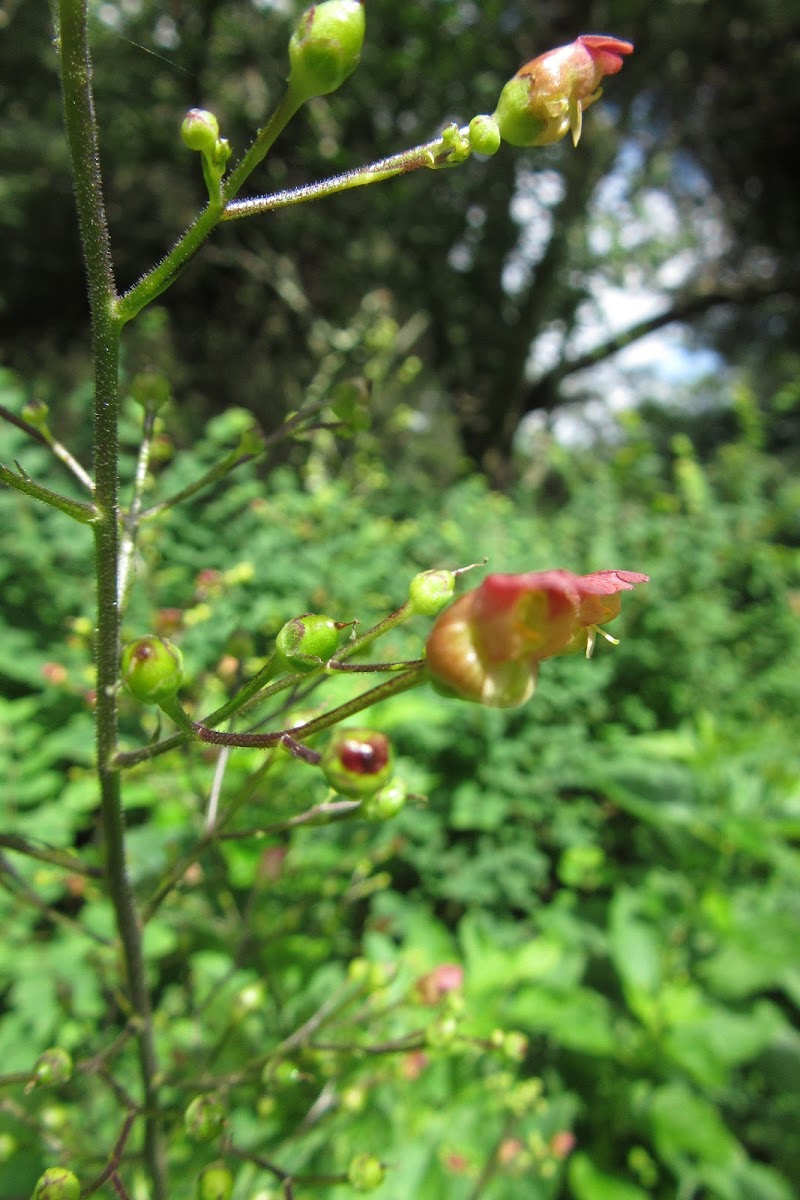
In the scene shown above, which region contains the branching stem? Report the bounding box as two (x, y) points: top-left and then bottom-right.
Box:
(57, 2), (166, 1194)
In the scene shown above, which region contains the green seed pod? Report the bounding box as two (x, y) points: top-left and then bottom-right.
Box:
(361, 778), (407, 820)
(32, 1047), (72, 1088)
(31, 1168), (80, 1200)
(288, 0), (365, 103)
(184, 1094), (226, 1144)
(347, 1153), (385, 1192)
(321, 729), (393, 798)
(181, 108), (220, 153)
(275, 613), (340, 671)
(408, 569), (456, 616)
(121, 636), (184, 705)
(468, 114), (501, 156)
(197, 1161), (235, 1200)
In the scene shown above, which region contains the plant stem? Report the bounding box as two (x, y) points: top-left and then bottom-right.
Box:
(117, 89), (303, 324)
(195, 662), (427, 748)
(222, 127), (472, 221)
(57, 2), (166, 1195)
(118, 404), (157, 605)
(0, 833), (103, 877)
(0, 461), (96, 521)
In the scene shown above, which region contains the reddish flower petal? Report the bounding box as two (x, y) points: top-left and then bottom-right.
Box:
(578, 570), (649, 626)
(577, 35), (634, 77)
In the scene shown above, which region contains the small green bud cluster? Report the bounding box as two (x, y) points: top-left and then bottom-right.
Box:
(184, 1093), (226, 1143)
(121, 636), (184, 705)
(181, 108), (232, 198)
(275, 613), (341, 672)
(288, 0), (366, 104)
(321, 728), (393, 798)
(31, 1168), (80, 1200)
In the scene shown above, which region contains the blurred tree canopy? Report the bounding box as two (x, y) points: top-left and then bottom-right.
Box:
(1, 0), (798, 477)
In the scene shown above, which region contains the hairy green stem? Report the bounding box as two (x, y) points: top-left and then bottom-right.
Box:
(222, 127), (472, 221)
(117, 89), (303, 324)
(0, 833), (103, 877)
(195, 662), (428, 747)
(0, 462), (96, 521)
(57, 2), (166, 1194)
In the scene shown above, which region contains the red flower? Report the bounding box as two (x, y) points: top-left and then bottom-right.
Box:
(493, 35), (634, 148)
(425, 569), (648, 708)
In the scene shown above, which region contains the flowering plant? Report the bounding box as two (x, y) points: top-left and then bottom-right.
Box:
(425, 569), (649, 707)
(1, 3), (642, 1195)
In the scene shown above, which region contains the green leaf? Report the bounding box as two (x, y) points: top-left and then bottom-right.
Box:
(569, 1152), (650, 1200)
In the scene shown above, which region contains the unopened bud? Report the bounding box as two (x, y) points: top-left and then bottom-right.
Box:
(275, 613), (340, 672)
(181, 108), (220, 153)
(31, 1168), (80, 1200)
(184, 1094), (226, 1143)
(468, 114), (501, 156)
(21, 398), (51, 429)
(361, 778), (407, 820)
(121, 636), (184, 705)
(31, 1048), (72, 1089)
(347, 1153), (385, 1192)
(197, 1161), (234, 1200)
(288, 0), (365, 103)
(408, 569), (456, 616)
(321, 729), (393, 798)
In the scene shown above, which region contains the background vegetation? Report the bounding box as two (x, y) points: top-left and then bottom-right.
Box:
(1, 1), (799, 1198)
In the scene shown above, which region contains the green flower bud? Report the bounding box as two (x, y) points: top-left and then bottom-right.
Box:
(184, 1094), (226, 1144)
(361, 778), (407, 820)
(321, 729), (393, 798)
(130, 370), (171, 413)
(408, 569), (456, 616)
(21, 398), (51, 430)
(502, 1031), (529, 1062)
(31, 1168), (80, 1200)
(468, 114), (501, 156)
(121, 636), (184, 704)
(32, 1047), (72, 1088)
(275, 613), (340, 671)
(181, 108), (220, 153)
(288, 0), (365, 103)
(347, 1153), (385, 1192)
(197, 1161), (235, 1200)
(0, 1133), (17, 1162)
(265, 1059), (304, 1088)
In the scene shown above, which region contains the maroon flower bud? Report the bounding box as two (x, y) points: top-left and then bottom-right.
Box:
(321, 729), (393, 797)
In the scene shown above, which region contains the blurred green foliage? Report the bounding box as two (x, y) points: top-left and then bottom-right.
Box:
(2, 356), (799, 1198)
